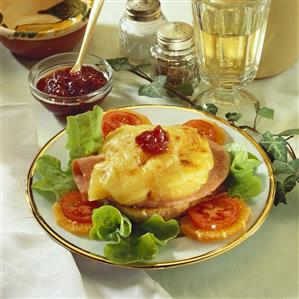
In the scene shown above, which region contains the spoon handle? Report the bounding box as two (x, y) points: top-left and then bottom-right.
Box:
(71, 0), (105, 73)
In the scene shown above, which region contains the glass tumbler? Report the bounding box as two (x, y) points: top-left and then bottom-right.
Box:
(192, 0), (271, 122)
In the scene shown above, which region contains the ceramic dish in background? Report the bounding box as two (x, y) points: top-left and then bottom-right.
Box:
(28, 52), (113, 117)
(0, 0), (92, 58)
(26, 105), (275, 269)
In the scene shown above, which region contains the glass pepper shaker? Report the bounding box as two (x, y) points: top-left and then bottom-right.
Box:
(150, 21), (199, 89)
(119, 0), (167, 65)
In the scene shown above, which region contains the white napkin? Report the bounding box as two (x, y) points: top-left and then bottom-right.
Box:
(1, 104), (86, 299)
(1, 104), (171, 299)
(74, 255), (171, 299)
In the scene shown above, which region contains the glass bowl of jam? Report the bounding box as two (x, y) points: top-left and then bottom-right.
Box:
(28, 52), (113, 117)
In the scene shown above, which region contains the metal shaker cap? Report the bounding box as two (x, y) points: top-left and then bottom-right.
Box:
(126, 0), (161, 22)
(157, 22), (195, 51)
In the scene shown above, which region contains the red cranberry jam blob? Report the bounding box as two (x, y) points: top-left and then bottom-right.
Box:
(135, 125), (169, 155)
(37, 66), (107, 97)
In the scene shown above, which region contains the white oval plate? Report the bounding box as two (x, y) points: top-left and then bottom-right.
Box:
(26, 105), (275, 269)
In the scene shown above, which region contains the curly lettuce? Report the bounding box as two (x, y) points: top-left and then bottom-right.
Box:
(66, 105), (103, 161)
(90, 206), (180, 264)
(141, 214), (180, 246)
(89, 205), (132, 242)
(226, 143), (262, 198)
(104, 234), (159, 264)
(32, 106), (103, 197)
(32, 155), (76, 198)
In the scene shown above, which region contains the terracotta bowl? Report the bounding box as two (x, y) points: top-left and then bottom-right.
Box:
(0, 0), (92, 59)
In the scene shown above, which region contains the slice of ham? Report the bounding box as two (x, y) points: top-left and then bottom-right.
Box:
(134, 140), (230, 208)
(72, 155), (104, 200)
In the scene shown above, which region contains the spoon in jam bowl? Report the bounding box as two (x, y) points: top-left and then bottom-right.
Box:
(70, 0), (105, 73)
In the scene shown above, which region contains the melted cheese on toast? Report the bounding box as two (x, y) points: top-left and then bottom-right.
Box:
(88, 125), (214, 205)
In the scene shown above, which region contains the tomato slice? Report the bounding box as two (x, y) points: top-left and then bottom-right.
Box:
(53, 202), (92, 235)
(102, 110), (151, 138)
(183, 119), (227, 144)
(188, 194), (240, 230)
(60, 191), (101, 223)
(180, 197), (251, 242)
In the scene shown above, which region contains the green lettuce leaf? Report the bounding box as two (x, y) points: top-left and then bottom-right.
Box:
(89, 206), (132, 242)
(226, 143), (262, 199)
(32, 155), (77, 198)
(228, 173), (262, 198)
(90, 207), (180, 264)
(32, 106), (103, 198)
(140, 214), (180, 245)
(104, 216), (179, 264)
(104, 233), (159, 264)
(65, 105), (103, 161)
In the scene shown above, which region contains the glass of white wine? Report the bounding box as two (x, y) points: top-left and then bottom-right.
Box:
(192, 0), (271, 121)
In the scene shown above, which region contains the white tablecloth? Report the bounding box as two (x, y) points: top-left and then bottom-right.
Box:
(1, 1), (298, 298)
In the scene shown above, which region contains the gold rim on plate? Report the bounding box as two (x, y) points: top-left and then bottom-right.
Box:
(26, 105), (276, 269)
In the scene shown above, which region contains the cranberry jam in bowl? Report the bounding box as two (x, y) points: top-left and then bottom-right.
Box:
(28, 52), (113, 117)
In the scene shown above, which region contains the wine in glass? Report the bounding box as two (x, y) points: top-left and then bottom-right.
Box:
(192, 0), (271, 122)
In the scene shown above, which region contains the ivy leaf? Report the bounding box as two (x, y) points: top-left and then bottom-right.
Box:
(138, 76), (167, 98)
(176, 84), (194, 96)
(273, 159), (299, 176)
(277, 129), (299, 136)
(274, 181), (287, 206)
(259, 131), (288, 162)
(257, 107), (274, 120)
(225, 112), (242, 122)
(203, 103), (218, 115)
(38, 0), (87, 20)
(283, 175), (297, 193)
(106, 57), (135, 71)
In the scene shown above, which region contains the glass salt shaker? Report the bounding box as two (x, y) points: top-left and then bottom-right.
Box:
(150, 21), (199, 89)
(119, 0), (167, 65)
